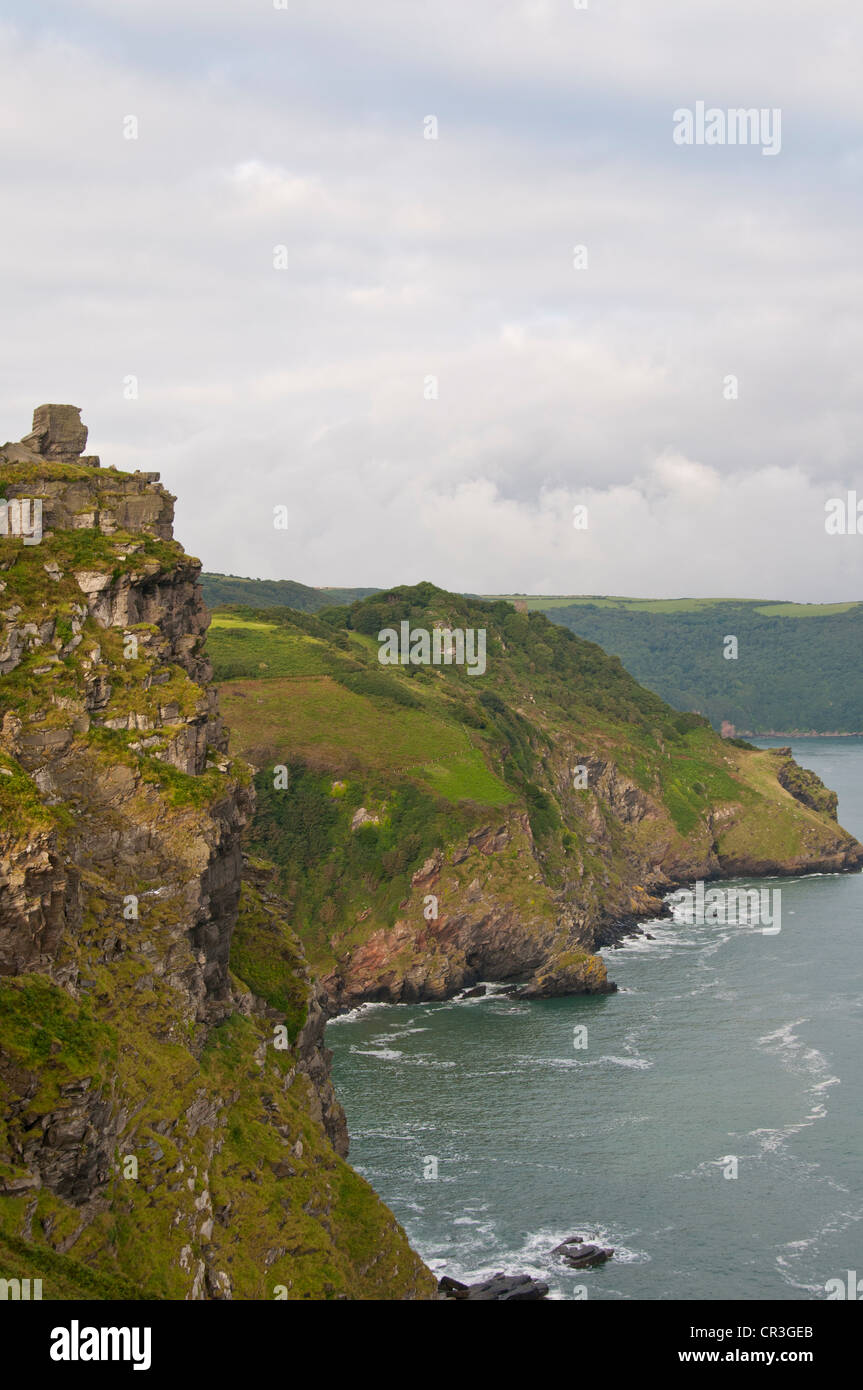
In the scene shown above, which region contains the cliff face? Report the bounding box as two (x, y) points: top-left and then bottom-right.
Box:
(208, 589), (863, 1012)
(317, 808), (612, 1012)
(0, 410), (434, 1300)
(284, 739), (862, 1013)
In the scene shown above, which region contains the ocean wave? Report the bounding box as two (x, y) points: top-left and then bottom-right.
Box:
(348, 1046), (403, 1060)
(431, 1223), (650, 1301)
(511, 1053), (653, 1071)
(399, 1056), (457, 1069)
(328, 1001), (393, 1025)
(370, 1027), (430, 1043)
(448, 982), (521, 1005)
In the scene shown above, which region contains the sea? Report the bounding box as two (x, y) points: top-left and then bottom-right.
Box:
(328, 738), (863, 1300)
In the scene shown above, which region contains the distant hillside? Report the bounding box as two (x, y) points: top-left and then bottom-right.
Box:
(491, 596), (863, 735)
(204, 584), (861, 1012)
(201, 573), (381, 612)
(202, 577), (863, 734)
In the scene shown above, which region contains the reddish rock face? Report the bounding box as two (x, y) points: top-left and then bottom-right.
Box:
(315, 742), (862, 1016)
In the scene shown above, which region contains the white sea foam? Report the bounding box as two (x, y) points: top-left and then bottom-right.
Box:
(448, 982), (520, 1005)
(328, 1000), (393, 1025)
(371, 1027), (429, 1043)
(513, 1050), (653, 1072)
(349, 1046), (403, 1060)
(775, 1196), (863, 1296)
(743, 1019), (840, 1155)
(400, 1056), (457, 1069)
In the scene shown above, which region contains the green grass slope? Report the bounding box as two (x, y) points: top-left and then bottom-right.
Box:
(206, 585), (861, 1008)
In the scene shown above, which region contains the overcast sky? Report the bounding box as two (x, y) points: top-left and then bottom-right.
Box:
(2, 1), (862, 599)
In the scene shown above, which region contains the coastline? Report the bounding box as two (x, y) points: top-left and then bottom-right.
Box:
(742, 731), (863, 738)
(322, 850), (863, 1015)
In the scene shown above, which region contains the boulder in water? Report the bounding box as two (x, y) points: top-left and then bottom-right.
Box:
(438, 1272), (549, 1300)
(551, 1236), (614, 1269)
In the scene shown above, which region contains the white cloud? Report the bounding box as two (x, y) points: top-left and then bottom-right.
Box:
(1, 5), (862, 600)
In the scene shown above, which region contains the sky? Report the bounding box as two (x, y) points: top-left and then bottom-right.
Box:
(1, 0), (862, 599)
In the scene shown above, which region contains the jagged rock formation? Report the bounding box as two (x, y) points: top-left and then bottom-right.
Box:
(551, 1236), (614, 1269)
(3, 404), (100, 469)
(0, 412), (435, 1300)
(772, 747), (839, 820)
(23, 405), (93, 463)
(438, 1272), (549, 1300)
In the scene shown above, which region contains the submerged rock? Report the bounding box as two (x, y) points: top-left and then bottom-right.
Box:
(438, 1272), (549, 1301)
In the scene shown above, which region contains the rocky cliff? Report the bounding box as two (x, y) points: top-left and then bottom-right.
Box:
(0, 407), (435, 1299)
(206, 588), (863, 1012)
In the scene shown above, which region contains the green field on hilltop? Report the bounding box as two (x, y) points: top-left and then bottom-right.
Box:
(495, 595), (750, 613)
(496, 595), (859, 617)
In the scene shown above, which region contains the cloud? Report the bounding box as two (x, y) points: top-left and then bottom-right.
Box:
(216, 456), (852, 600)
(1, 5), (862, 600)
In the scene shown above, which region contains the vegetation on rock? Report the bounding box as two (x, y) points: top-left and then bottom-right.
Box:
(207, 583), (862, 1010)
(0, 442), (434, 1301)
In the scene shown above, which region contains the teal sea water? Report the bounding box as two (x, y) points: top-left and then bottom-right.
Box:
(328, 739), (863, 1300)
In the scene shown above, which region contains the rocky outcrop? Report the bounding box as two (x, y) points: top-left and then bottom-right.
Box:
(0, 409), (435, 1300)
(21, 404), (93, 463)
(2, 404), (99, 470)
(2, 406), (175, 538)
(0, 825), (75, 979)
(294, 985), (350, 1157)
(573, 756), (652, 826)
(551, 1236), (614, 1268)
(2, 1070), (120, 1206)
(772, 748), (839, 821)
